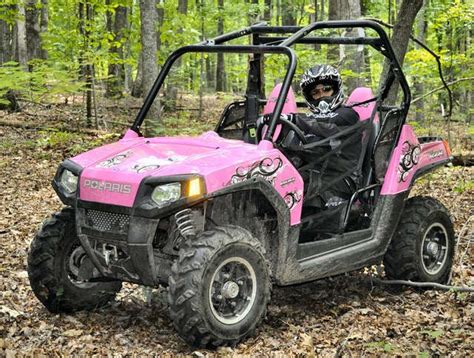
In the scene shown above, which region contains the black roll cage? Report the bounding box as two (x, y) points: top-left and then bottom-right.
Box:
(131, 20), (410, 143)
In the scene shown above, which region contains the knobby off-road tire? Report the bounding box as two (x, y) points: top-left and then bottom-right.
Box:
(27, 207), (122, 313)
(168, 226), (271, 348)
(384, 196), (455, 284)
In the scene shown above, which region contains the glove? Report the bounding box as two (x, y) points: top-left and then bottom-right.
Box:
(261, 113), (272, 125)
(260, 113), (295, 125)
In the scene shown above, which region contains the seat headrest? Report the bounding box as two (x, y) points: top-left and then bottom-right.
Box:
(346, 87), (376, 121)
(262, 83), (297, 115)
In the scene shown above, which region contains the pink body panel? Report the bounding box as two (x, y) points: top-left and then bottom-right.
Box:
(380, 125), (449, 195)
(73, 131), (304, 225)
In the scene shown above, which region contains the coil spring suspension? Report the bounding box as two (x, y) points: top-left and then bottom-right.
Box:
(174, 209), (196, 240)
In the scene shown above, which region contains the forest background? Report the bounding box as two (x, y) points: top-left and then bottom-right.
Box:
(0, 0), (473, 356)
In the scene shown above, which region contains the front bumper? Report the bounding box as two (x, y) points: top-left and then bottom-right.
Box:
(53, 160), (206, 286)
(75, 200), (162, 286)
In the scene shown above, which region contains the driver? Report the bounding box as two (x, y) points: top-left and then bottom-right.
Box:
(294, 64), (362, 231)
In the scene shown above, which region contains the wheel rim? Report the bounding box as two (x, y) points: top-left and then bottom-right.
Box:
(67, 245), (96, 288)
(421, 223), (449, 275)
(209, 256), (257, 325)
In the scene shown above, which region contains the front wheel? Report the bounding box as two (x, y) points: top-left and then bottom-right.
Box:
(168, 226), (271, 348)
(27, 208), (122, 313)
(383, 196), (455, 283)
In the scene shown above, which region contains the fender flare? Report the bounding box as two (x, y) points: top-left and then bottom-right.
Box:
(410, 158), (452, 188)
(206, 177), (295, 277)
(206, 177), (292, 228)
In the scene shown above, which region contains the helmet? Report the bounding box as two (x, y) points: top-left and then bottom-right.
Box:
(300, 64), (344, 114)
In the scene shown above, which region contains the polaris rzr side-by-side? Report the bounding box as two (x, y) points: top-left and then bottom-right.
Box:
(27, 20), (455, 348)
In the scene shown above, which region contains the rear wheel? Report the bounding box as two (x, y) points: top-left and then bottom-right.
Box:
(384, 196), (455, 283)
(27, 207), (122, 313)
(168, 226), (271, 348)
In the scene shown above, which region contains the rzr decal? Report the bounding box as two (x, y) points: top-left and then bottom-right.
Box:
(428, 149), (444, 159)
(229, 157), (283, 185)
(398, 141), (421, 182)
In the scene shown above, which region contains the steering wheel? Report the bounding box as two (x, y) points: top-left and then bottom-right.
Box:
(257, 115), (308, 145)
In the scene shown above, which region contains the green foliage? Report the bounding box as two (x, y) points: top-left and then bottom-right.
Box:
(0, 61), (84, 104)
(1, 0), (472, 136)
(37, 130), (81, 149)
(0, 1), (19, 24)
(366, 341), (394, 353)
(421, 329), (444, 339)
(453, 178), (474, 194)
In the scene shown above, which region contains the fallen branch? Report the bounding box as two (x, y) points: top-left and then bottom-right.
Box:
(451, 154), (474, 167)
(371, 277), (474, 293)
(0, 119), (104, 135)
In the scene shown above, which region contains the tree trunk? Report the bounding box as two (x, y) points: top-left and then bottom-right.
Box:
(276, 0), (281, 25)
(216, 0), (226, 92)
(248, 0), (259, 25)
(328, 0), (364, 91)
(106, 3), (128, 98)
(139, 0), (160, 136)
(78, 1), (94, 126)
(178, 0), (188, 14)
(311, 0), (321, 50)
(40, 0), (48, 59)
(0, 20), (11, 64)
(264, 0), (271, 21)
(414, 0), (426, 122)
(124, 4), (133, 94)
(383, 0), (424, 103)
(16, 3), (28, 67)
(132, 53), (143, 97)
(166, 0), (187, 110)
(25, 0), (43, 60)
(206, 56), (214, 91)
(281, 0), (296, 26)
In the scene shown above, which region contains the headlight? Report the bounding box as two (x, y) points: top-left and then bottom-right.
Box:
(60, 169), (78, 194)
(151, 183), (181, 207)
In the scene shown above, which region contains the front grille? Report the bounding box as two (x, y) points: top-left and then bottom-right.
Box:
(85, 209), (130, 233)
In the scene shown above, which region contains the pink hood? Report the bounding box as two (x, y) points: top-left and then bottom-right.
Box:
(71, 131), (304, 224)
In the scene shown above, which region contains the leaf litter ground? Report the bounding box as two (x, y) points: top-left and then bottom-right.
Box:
(0, 120), (472, 357)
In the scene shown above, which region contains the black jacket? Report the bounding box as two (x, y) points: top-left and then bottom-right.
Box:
(294, 106), (362, 201)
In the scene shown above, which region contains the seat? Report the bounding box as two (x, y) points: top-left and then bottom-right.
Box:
(259, 83), (298, 142)
(345, 87), (380, 201)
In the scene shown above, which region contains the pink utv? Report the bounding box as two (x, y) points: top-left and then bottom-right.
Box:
(27, 20), (455, 348)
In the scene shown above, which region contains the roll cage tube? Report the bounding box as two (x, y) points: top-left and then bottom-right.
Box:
(132, 20), (409, 140)
(131, 45), (297, 139)
(280, 20), (411, 114)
